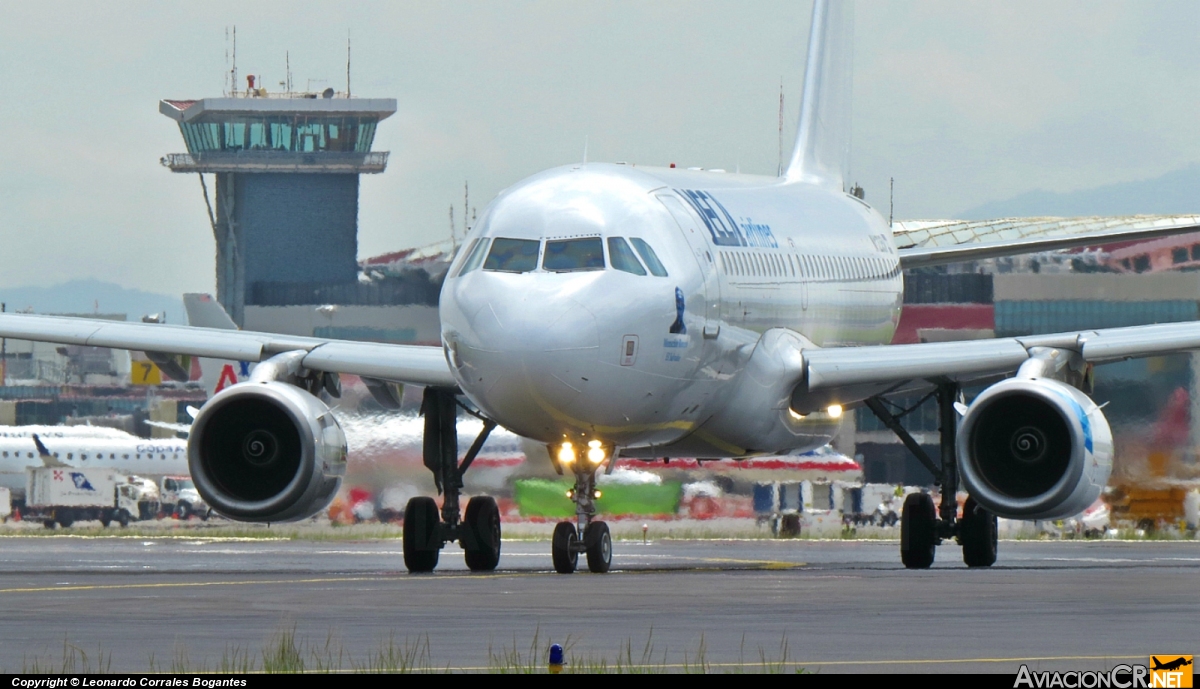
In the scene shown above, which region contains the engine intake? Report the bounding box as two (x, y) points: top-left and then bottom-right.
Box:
(957, 378), (1111, 520)
(188, 381), (347, 522)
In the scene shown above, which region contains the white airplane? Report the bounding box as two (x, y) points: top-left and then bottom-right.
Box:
(0, 428), (188, 495)
(4, 0), (1200, 573)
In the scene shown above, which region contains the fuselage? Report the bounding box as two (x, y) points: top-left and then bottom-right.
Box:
(0, 432), (188, 493)
(440, 163), (902, 457)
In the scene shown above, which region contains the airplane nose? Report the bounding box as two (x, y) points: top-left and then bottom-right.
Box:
(451, 275), (601, 439)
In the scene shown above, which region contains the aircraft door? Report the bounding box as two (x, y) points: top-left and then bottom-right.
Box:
(656, 194), (722, 338)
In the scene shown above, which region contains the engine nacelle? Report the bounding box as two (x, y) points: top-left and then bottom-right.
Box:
(188, 381), (347, 522)
(958, 378), (1112, 520)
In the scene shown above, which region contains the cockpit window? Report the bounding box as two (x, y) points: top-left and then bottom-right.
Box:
(607, 237), (646, 275)
(484, 238), (540, 273)
(629, 238), (668, 277)
(543, 238), (605, 272)
(456, 237), (490, 276)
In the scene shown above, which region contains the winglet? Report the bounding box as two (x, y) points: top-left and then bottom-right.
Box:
(784, 0), (854, 189)
(32, 434), (68, 468)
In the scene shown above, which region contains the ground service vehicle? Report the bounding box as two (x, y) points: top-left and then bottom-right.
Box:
(25, 467), (141, 528)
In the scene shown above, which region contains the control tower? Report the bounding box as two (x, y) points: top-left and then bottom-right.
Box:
(160, 90), (397, 326)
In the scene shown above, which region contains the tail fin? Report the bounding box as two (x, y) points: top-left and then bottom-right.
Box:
(784, 0), (854, 189)
(32, 434), (68, 468)
(183, 293), (249, 397)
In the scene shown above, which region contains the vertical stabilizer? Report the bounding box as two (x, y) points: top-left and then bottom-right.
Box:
(183, 293), (249, 397)
(784, 0), (854, 188)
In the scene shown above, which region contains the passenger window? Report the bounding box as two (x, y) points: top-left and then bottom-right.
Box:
(544, 237), (605, 271)
(629, 238), (669, 277)
(484, 238), (540, 273)
(607, 237), (647, 275)
(456, 238), (491, 276)
(67, 453), (73, 459)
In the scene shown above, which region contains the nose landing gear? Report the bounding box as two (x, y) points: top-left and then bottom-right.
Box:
(402, 388), (502, 573)
(550, 443), (613, 574)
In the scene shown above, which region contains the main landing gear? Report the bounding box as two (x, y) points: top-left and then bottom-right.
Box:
(549, 440), (613, 574)
(865, 382), (998, 569)
(402, 388), (501, 573)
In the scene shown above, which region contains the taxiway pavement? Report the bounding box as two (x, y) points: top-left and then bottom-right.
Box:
(0, 535), (1194, 672)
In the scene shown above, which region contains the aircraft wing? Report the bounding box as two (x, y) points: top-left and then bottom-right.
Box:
(895, 215), (1200, 269)
(0, 313), (457, 388)
(800, 320), (1200, 395)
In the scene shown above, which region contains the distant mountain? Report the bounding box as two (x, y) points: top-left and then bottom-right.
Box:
(0, 280), (184, 323)
(959, 165), (1200, 219)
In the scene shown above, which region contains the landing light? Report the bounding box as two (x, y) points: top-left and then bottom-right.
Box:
(788, 408), (806, 421)
(558, 442), (576, 465)
(826, 404), (843, 419)
(587, 440), (606, 464)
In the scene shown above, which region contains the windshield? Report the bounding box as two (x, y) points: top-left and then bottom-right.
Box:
(607, 237), (646, 275)
(177, 479), (195, 491)
(543, 238), (604, 272)
(484, 238), (540, 273)
(629, 238), (668, 277)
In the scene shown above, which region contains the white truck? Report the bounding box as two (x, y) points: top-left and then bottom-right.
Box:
(25, 467), (142, 528)
(158, 476), (208, 520)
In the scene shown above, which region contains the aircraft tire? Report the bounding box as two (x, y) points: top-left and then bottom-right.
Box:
(403, 496), (441, 573)
(552, 522), (578, 574)
(959, 496), (998, 568)
(584, 521), (612, 573)
(900, 493), (936, 569)
(463, 496), (501, 572)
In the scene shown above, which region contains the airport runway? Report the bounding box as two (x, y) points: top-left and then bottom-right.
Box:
(0, 534), (1195, 673)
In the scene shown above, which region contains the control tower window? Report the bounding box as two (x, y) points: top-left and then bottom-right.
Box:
(484, 238), (540, 273)
(607, 237), (647, 276)
(543, 238), (605, 272)
(179, 116), (380, 155)
(629, 238), (669, 277)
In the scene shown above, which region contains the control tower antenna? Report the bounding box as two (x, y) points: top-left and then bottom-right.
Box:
(346, 32), (352, 98)
(231, 26), (238, 98)
(464, 181), (470, 234)
(286, 51), (292, 94)
(449, 205), (456, 248)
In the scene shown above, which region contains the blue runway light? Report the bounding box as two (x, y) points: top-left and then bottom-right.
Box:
(549, 643), (564, 673)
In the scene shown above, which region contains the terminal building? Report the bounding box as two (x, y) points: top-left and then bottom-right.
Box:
(160, 89), (439, 344)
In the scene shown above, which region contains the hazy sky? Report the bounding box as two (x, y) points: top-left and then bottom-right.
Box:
(2, 1), (1200, 296)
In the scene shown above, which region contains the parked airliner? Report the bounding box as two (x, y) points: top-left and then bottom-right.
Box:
(4, 0), (1200, 574)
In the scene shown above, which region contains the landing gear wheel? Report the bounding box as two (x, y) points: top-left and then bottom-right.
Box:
(552, 521), (578, 574)
(463, 496), (501, 572)
(900, 493), (936, 569)
(959, 496), (997, 568)
(584, 521), (612, 573)
(403, 496), (441, 573)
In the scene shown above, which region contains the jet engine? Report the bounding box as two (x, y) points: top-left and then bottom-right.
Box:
(188, 381), (347, 522)
(957, 377), (1112, 520)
